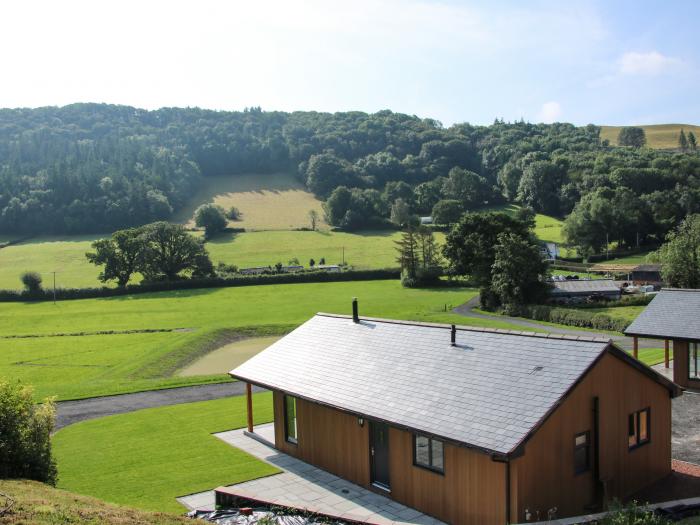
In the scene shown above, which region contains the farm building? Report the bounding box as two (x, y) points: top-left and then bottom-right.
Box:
(630, 264), (663, 285)
(548, 278), (621, 303)
(231, 303), (680, 525)
(625, 288), (700, 390)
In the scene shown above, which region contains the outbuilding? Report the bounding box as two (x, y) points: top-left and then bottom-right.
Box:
(231, 303), (680, 525)
(548, 278), (621, 303)
(625, 288), (700, 390)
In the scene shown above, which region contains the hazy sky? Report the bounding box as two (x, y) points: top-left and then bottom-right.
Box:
(2, 0), (698, 126)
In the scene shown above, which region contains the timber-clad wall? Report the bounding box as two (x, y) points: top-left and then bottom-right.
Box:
(511, 352), (671, 522)
(272, 391), (507, 525)
(672, 340), (700, 388)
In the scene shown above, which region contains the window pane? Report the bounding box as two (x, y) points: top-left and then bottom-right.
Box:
(431, 439), (444, 471)
(415, 436), (430, 466)
(575, 433), (588, 447)
(628, 413), (637, 447)
(574, 447), (588, 473)
(285, 396), (297, 442)
(639, 410), (649, 442)
(690, 343), (699, 379)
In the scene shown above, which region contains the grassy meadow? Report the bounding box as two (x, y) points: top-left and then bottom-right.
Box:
(600, 123), (700, 149)
(173, 173), (327, 231)
(0, 280), (531, 401)
(0, 235), (112, 290)
(206, 229), (444, 269)
(54, 393), (277, 513)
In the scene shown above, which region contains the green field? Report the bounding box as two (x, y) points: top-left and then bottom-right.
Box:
(0, 235), (115, 290)
(173, 173), (327, 231)
(601, 123), (700, 149)
(207, 229), (444, 269)
(54, 393), (277, 513)
(0, 281), (532, 401)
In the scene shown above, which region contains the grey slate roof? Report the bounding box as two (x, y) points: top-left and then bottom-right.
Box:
(625, 288), (700, 341)
(549, 279), (620, 296)
(230, 314), (613, 456)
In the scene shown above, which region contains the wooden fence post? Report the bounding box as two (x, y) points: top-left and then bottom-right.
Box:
(633, 336), (638, 360)
(664, 339), (670, 369)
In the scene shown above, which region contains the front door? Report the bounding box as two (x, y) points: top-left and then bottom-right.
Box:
(370, 421), (390, 490)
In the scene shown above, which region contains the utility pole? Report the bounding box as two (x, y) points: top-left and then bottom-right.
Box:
(342, 246), (345, 265)
(53, 271), (56, 305)
(606, 233), (609, 260)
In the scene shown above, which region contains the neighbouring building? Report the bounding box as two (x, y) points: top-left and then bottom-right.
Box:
(548, 278), (621, 303)
(231, 303), (680, 525)
(630, 264), (663, 285)
(625, 288), (700, 390)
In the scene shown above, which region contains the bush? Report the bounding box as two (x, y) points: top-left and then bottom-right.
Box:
(195, 203), (227, 236)
(20, 271), (43, 293)
(226, 206), (241, 221)
(0, 381), (57, 484)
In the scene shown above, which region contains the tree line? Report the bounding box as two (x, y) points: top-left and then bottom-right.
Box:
(2, 105), (700, 261)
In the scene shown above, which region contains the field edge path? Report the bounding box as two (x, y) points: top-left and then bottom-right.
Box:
(55, 382), (265, 430)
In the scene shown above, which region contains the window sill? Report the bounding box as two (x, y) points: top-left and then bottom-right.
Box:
(413, 463), (445, 476)
(628, 440), (650, 452)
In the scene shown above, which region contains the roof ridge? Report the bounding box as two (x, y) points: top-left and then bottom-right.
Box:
(315, 312), (612, 344)
(661, 287), (700, 292)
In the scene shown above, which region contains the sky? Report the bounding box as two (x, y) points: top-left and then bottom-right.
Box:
(1, 0), (699, 126)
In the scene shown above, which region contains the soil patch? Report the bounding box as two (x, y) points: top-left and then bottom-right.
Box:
(178, 336), (281, 377)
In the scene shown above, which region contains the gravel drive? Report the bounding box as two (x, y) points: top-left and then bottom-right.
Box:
(672, 390), (700, 465)
(55, 382), (265, 430)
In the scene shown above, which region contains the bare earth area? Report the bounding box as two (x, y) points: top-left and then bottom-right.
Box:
(178, 336), (281, 377)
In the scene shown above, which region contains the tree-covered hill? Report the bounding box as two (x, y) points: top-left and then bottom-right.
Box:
(1, 103), (699, 255)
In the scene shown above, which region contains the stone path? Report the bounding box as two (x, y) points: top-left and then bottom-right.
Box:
(55, 382), (265, 430)
(178, 423), (444, 525)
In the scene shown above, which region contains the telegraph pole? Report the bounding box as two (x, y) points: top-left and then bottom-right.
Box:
(53, 271), (56, 305)
(342, 246), (345, 265)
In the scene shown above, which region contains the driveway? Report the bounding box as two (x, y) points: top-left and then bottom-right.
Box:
(672, 390), (700, 465)
(55, 382), (264, 430)
(453, 296), (659, 352)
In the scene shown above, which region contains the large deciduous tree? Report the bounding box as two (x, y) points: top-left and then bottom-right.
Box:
(516, 160), (566, 215)
(618, 127), (646, 148)
(656, 214), (700, 288)
(139, 222), (213, 281)
(431, 199), (463, 226)
(195, 203), (227, 237)
(491, 233), (550, 310)
(86, 228), (145, 287)
(442, 212), (530, 284)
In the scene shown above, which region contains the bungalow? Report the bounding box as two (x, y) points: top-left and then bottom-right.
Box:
(625, 288), (700, 390)
(548, 278), (621, 303)
(230, 301), (680, 525)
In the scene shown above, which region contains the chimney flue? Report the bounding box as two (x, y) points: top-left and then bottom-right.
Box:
(352, 297), (359, 323)
(451, 324), (456, 346)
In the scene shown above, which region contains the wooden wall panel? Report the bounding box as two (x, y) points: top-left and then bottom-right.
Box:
(272, 391), (506, 525)
(511, 352), (672, 522)
(388, 427), (506, 525)
(673, 340), (691, 388)
(272, 391), (370, 486)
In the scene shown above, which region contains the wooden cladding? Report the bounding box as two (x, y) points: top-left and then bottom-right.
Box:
(511, 352), (671, 522)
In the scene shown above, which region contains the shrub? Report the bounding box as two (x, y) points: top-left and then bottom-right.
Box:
(600, 501), (668, 525)
(0, 381), (57, 484)
(226, 206), (241, 221)
(195, 203), (227, 236)
(20, 271), (42, 293)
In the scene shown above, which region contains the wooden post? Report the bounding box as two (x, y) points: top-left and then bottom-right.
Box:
(633, 336), (638, 360)
(246, 382), (253, 433)
(664, 339), (670, 369)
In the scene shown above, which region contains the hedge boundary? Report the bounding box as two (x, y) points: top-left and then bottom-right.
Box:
(1, 268), (401, 303)
(513, 304), (631, 333)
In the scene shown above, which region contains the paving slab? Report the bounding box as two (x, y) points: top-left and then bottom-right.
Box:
(187, 423), (447, 525)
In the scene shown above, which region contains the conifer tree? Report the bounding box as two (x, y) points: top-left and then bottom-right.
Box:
(679, 129), (689, 151)
(688, 131), (698, 151)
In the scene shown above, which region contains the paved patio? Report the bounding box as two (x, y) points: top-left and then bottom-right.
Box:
(178, 423), (445, 525)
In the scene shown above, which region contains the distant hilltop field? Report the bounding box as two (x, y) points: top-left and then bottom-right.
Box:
(600, 124), (700, 149)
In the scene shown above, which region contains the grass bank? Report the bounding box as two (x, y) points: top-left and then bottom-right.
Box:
(53, 393), (277, 513)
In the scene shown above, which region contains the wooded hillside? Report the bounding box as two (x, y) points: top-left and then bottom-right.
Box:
(1, 104), (699, 255)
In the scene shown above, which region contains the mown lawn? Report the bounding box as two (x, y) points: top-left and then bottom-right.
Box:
(582, 305), (646, 322)
(0, 281), (532, 400)
(53, 393), (277, 513)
